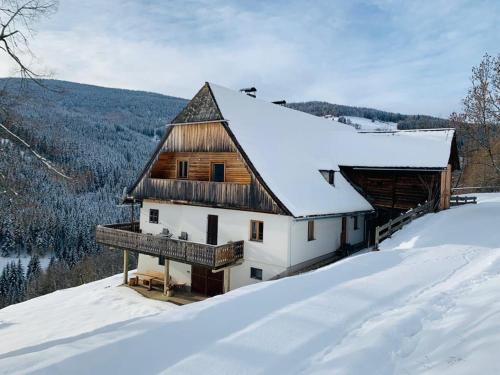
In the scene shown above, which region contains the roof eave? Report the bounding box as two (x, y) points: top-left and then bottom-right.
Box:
(293, 209), (375, 221)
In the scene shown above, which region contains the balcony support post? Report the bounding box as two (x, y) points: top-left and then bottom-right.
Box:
(223, 268), (231, 293)
(163, 259), (170, 295)
(123, 249), (129, 285)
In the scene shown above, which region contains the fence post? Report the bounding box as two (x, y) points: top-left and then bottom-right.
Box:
(374, 226), (380, 250)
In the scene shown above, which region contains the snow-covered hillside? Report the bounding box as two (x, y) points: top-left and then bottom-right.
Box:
(1, 195), (499, 374)
(325, 115), (398, 131)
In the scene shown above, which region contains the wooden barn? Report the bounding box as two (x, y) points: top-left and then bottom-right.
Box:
(96, 82), (459, 299)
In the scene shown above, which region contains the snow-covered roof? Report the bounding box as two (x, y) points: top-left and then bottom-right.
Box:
(344, 129), (456, 169)
(209, 83), (455, 217)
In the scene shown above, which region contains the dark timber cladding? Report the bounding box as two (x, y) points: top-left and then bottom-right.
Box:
(128, 83), (288, 215)
(341, 167), (442, 211)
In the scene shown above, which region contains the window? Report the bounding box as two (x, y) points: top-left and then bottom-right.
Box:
(328, 170), (335, 185)
(319, 170), (335, 185)
(177, 160), (188, 179)
(207, 215), (218, 245)
(308, 220), (315, 241)
(250, 220), (264, 242)
(250, 267), (263, 280)
(353, 215), (359, 230)
(158, 255), (165, 266)
(211, 163), (225, 182)
(149, 209), (159, 224)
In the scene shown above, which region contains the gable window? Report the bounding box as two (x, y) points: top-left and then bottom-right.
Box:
(250, 220), (264, 242)
(211, 163), (225, 182)
(250, 267), (263, 280)
(308, 220), (315, 241)
(149, 209), (159, 224)
(354, 215), (359, 230)
(177, 160), (189, 179)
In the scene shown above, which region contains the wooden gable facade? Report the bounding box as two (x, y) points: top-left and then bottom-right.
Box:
(129, 84), (289, 215)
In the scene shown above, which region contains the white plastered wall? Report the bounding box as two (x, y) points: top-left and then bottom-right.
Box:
(137, 200), (291, 290)
(137, 200), (366, 291)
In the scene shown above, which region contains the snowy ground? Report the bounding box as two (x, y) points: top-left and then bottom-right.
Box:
(0, 194), (499, 374)
(325, 115), (398, 131)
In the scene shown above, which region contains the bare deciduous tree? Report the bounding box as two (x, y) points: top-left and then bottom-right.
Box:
(0, 0), (57, 81)
(451, 54), (500, 184)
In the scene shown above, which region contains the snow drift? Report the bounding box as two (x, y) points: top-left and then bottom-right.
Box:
(0, 194), (499, 374)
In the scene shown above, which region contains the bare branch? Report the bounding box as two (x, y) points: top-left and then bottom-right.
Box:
(0, 0), (58, 85)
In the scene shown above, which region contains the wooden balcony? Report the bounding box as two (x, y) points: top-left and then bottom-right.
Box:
(95, 222), (244, 269)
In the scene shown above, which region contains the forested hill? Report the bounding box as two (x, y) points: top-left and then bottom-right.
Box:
(288, 101), (449, 129)
(0, 79), (187, 269)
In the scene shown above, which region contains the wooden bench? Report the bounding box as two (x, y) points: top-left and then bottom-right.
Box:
(130, 271), (186, 293)
(133, 271), (168, 291)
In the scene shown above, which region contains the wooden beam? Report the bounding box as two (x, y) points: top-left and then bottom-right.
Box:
(123, 249), (129, 285)
(163, 260), (170, 295)
(223, 268), (231, 293)
(439, 164), (452, 210)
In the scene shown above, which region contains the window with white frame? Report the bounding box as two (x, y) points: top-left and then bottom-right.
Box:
(149, 209), (159, 224)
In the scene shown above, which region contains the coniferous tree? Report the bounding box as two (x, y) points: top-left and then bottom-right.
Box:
(26, 254), (42, 281)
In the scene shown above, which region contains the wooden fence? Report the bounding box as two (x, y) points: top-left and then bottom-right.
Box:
(450, 195), (477, 206)
(374, 200), (435, 249)
(452, 186), (500, 194)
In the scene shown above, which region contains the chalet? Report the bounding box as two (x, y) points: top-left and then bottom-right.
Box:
(96, 83), (459, 298)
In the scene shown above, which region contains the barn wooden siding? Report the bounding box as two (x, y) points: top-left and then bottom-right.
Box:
(162, 122), (234, 152)
(342, 167), (442, 211)
(131, 122), (286, 215)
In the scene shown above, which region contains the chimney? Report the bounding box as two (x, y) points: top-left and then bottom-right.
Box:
(272, 100), (286, 106)
(240, 87), (257, 98)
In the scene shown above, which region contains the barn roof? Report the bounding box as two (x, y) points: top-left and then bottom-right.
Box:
(208, 83), (456, 217)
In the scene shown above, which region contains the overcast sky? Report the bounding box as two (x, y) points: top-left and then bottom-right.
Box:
(1, 0), (498, 117)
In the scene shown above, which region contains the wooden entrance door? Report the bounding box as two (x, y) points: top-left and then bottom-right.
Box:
(191, 266), (224, 296)
(207, 214), (218, 245)
(341, 217), (347, 247)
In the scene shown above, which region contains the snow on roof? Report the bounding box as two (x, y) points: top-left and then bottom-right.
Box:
(209, 83), (372, 217)
(209, 83), (454, 217)
(347, 129), (455, 169)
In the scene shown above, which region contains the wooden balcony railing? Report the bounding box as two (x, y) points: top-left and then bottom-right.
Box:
(95, 222), (244, 269)
(132, 178), (280, 214)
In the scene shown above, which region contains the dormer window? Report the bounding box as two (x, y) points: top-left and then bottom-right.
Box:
(328, 170), (335, 185)
(320, 170), (335, 186)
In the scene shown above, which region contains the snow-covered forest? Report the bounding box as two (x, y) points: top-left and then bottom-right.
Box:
(0, 79), (187, 307)
(288, 101), (450, 129)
